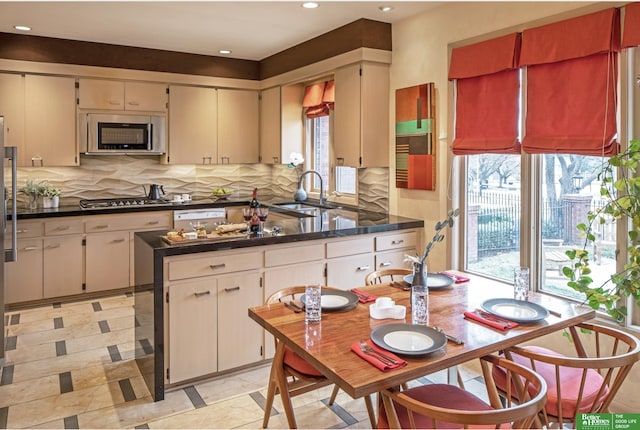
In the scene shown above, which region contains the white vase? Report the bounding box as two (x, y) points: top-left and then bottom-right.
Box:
(43, 196), (59, 208)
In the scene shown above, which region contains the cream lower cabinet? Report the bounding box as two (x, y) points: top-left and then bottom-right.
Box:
(326, 236), (374, 289)
(85, 211), (171, 292)
(374, 230), (417, 271)
(168, 277), (218, 383)
(43, 235), (84, 298)
(5, 238), (43, 303)
(217, 272), (263, 371)
(165, 249), (262, 384)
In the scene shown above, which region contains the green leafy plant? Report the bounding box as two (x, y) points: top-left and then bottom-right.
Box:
(564, 139), (640, 322)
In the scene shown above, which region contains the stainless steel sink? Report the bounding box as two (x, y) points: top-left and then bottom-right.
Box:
(274, 203), (319, 213)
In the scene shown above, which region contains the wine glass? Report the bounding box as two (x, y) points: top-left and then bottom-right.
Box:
(257, 207), (269, 234)
(242, 208), (253, 230)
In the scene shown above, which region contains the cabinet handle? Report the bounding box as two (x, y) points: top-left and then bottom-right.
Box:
(31, 156), (43, 167)
(127, 101), (140, 106)
(336, 157), (344, 166)
(202, 156), (212, 165)
(391, 239), (404, 245)
(109, 100), (121, 105)
(209, 263), (226, 270)
(56, 225), (70, 231)
(16, 229), (28, 234)
(356, 265), (371, 271)
(272, 156), (279, 163)
(380, 261), (392, 267)
(194, 291), (211, 297)
(94, 225), (109, 229)
(147, 220), (160, 225)
(23, 246), (38, 251)
(112, 238), (126, 243)
(224, 286), (240, 293)
(46, 243), (61, 249)
(221, 156), (230, 164)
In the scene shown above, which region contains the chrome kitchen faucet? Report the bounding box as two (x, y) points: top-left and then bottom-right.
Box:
(294, 170), (325, 205)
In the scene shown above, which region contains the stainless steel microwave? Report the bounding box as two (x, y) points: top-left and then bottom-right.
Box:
(79, 113), (166, 155)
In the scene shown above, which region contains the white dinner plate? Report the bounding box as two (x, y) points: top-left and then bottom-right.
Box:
(481, 298), (549, 323)
(370, 323), (446, 356)
(402, 273), (456, 289)
(301, 290), (359, 311)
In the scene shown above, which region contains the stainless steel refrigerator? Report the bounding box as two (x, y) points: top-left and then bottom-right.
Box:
(1, 116), (18, 367)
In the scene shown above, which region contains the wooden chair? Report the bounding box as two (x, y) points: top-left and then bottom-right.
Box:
(494, 322), (640, 428)
(263, 286), (375, 428)
(365, 268), (412, 285)
(377, 354), (547, 429)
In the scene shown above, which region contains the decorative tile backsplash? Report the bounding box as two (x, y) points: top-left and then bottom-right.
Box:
(8, 156), (388, 212)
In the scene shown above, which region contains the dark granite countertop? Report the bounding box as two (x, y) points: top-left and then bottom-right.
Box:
(135, 209), (424, 257)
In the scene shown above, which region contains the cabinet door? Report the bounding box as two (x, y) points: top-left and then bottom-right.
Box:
(5, 239), (43, 304)
(24, 75), (77, 166)
(333, 62), (389, 168)
(259, 86), (281, 164)
(78, 78), (124, 110)
(43, 235), (83, 298)
(168, 278), (218, 383)
(281, 84), (305, 164)
(333, 63), (361, 167)
(217, 272), (263, 371)
(125, 82), (167, 112)
(0, 73), (25, 164)
(375, 249), (414, 271)
(85, 231), (130, 292)
(218, 89), (259, 164)
(326, 253), (374, 290)
(168, 85), (217, 164)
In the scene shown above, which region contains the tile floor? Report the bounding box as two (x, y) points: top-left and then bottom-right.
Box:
(1, 293), (485, 429)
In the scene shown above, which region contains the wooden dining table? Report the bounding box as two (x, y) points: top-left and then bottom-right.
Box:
(248, 272), (596, 423)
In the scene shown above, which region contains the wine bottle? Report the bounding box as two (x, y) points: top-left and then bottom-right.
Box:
(249, 188), (260, 233)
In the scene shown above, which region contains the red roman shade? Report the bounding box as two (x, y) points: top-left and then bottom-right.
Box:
(622, 3), (640, 48)
(521, 8), (620, 156)
(302, 80), (334, 118)
(449, 33), (521, 155)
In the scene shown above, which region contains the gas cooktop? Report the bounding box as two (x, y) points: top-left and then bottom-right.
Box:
(79, 197), (173, 210)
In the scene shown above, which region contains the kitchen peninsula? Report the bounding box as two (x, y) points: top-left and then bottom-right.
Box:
(133, 204), (423, 400)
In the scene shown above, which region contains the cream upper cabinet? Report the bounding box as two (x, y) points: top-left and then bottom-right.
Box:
(218, 88), (259, 164)
(78, 79), (167, 112)
(167, 84), (218, 165)
(24, 75), (78, 167)
(334, 62), (390, 167)
(259, 86), (281, 164)
(259, 84), (304, 165)
(0, 73), (25, 163)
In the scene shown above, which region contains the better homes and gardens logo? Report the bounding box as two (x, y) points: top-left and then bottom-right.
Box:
(577, 414), (640, 430)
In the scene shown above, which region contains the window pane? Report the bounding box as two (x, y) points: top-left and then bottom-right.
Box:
(539, 154), (613, 300)
(465, 154), (521, 281)
(311, 115), (330, 191)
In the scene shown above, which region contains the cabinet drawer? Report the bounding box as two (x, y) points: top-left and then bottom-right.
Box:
(86, 211), (171, 233)
(264, 243), (324, 267)
(375, 231), (417, 252)
(168, 251), (261, 281)
(326, 236), (373, 258)
(44, 218), (83, 236)
(375, 250), (414, 270)
(11, 220), (43, 239)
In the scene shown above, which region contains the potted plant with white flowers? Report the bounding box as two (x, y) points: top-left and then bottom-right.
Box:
(40, 181), (62, 209)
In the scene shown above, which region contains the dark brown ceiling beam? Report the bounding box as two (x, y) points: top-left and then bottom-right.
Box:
(259, 18), (392, 79)
(0, 18), (391, 81)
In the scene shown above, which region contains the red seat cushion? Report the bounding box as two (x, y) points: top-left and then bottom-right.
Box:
(377, 384), (502, 429)
(283, 346), (324, 376)
(492, 346), (609, 418)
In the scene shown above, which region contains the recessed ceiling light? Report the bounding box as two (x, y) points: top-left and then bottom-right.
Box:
(378, 6), (394, 12)
(219, 49), (232, 55)
(302, 2), (319, 9)
(14, 25), (31, 31)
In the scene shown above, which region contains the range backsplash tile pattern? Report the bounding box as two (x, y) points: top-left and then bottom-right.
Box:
(7, 156), (388, 212)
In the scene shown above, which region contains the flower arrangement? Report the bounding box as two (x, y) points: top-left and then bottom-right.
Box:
(405, 209), (460, 266)
(18, 179), (62, 208)
(288, 152), (305, 168)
